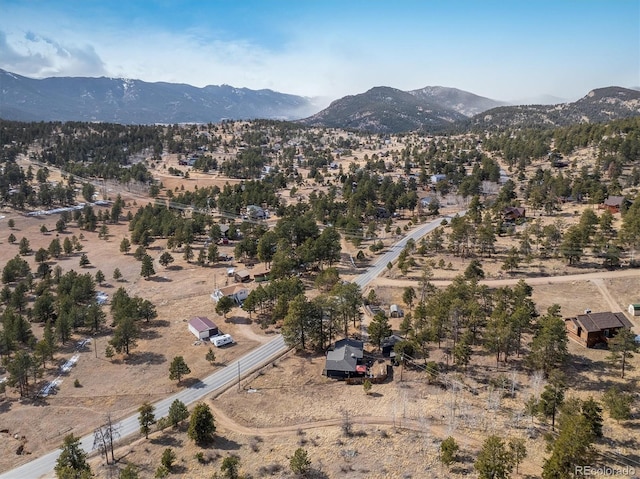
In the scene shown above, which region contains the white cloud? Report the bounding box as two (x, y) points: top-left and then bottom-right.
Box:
(0, 29), (107, 78)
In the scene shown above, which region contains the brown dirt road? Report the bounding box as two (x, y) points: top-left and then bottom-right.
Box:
(375, 268), (640, 289)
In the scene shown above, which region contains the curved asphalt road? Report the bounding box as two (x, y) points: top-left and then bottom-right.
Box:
(0, 213), (457, 479)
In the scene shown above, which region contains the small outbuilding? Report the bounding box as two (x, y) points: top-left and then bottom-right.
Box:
(628, 304), (640, 316)
(234, 269), (251, 283)
(381, 334), (404, 357)
(390, 304), (404, 318)
(565, 311), (633, 348)
(188, 316), (219, 340)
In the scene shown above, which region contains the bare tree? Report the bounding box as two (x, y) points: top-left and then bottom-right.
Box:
(94, 413), (121, 464)
(341, 409), (352, 437)
(529, 370), (544, 398)
(93, 426), (110, 465)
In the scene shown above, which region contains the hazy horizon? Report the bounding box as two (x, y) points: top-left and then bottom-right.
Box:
(0, 0), (638, 105)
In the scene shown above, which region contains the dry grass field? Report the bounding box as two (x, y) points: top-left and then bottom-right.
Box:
(1, 138), (639, 478)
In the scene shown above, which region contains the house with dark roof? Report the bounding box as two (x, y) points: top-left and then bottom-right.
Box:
(564, 311), (633, 348)
(502, 206), (526, 222)
(323, 338), (365, 379)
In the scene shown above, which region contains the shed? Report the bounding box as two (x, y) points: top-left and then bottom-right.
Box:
(628, 304), (640, 316)
(390, 304), (404, 318)
(234, 269), (251, 283)
(253, 271), (270, 283)
(381, 335), (404, 357)
(188, 316), (219, 340)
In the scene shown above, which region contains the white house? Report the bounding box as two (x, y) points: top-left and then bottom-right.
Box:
(210, 284), (249, 305)
(188, 316), (219, 340)
(430, 174), (446, 184)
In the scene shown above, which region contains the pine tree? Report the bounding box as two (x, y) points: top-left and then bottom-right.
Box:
(55, 434), (92, 479)
(138, 402), (156, 439)
(141, 254), (155, 280)
(120, 237), (131, 254)
(183, 244), (194, 262)
(169, 356), (191, 384)
(113, 268), (122, 281)
(475, 435), (514, 479)
(188, 402), (216, 445)
(167, 399), (189, 427)
(440, 436), (459, 466)
(159, 252), (174, 268)
(290, 448), (312, 475)
(607, 328), (638, 378)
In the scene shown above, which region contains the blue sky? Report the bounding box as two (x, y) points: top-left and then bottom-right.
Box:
(0, 0), (638, 104)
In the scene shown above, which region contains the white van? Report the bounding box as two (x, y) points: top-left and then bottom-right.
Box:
(211, 334), (234, 347)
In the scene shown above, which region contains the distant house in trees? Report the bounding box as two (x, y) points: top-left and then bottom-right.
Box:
(502, 206), (526, 222)
(564, 311), (633, 348)
(601, 196), (629, 214)
(188, 316), (219, 340)
(210, 285), (249, 305)
(430, 174), (446, 185)
(323, 338), (365, 379)
(246, 205), (266, 219)
(419, 196), (434, 208)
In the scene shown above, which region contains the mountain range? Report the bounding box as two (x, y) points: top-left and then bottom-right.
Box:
(0, 69), (317, 124)
(1, 69), (639, 133)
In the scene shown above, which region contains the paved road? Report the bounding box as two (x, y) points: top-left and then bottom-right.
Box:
(0, 336), (286, 479)
(354, 213), (463, 289)
(2, 214), (457, 479)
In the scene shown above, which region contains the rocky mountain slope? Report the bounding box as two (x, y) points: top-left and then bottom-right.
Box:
(298, 86), (475, 134)
(0, 69), (317, 124)
(469, 87), (640, 130)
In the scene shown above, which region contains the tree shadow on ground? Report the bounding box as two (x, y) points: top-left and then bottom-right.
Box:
(225, 316), (252, 325)
(124, 352), (166, 366)
(137, 329), (162, 341)
(166, 265), (183, 271)
(150, 434), (183, 448)
(214, 436), (241, 451)
(0, 399), (12, 413)
(148, 319), (170, 328)
(565, 355), (628, 392)
(148, 276), (171, 282)
(183, 378), (205, 389)
(170, 464), (188, 474)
